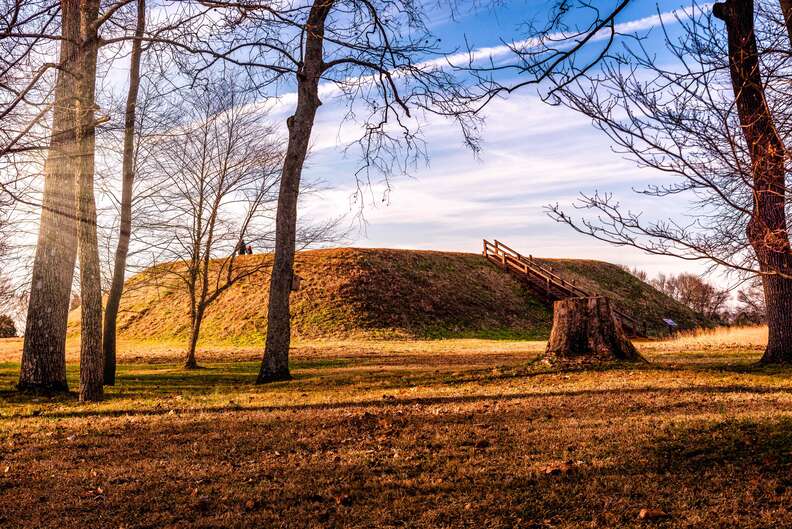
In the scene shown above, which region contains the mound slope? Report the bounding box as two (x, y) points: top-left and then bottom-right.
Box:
(81, 248), (702, 344)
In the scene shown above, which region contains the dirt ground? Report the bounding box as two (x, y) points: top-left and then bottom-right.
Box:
(1, 327), (790, 528)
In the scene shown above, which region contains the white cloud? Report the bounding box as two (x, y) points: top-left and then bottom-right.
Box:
(417, 4), (711, 69)
(300, 90), (713, 280)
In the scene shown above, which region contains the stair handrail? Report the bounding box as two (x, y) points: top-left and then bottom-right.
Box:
(483, 239), (643, 331)
(486, 239), (589, 298)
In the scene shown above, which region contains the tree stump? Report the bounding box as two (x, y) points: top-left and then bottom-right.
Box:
(544, 297), (644, 364)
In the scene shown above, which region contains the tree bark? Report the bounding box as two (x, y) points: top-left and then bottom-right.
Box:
(544, 297), (643, 363)
(714, 0), (792, 364)
(18, 0), (81, 393)
(76, 0), (103, 402)
(257, 0), (334, 384)
(780, 0), (792, 46)
(185, 306), (204, 369)
(103, 0), (145, 385)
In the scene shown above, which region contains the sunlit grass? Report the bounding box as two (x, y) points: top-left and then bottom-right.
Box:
(637, 325), (767, 365)
(2, 327), (791, 528)
(666, 324), (768, 348)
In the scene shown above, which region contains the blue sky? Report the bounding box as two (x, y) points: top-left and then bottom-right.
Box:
(292, 1), (719, 280)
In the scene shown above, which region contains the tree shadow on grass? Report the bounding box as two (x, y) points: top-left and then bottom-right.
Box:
(467, 416), (792, 527)
(645, 416), (792, 476)
(3, 356), (792, 414)
(10, 382), (792, 421)
(0, 358), (647, 406)
(8, 406), (790, 528)
(0, 359), (357, 405)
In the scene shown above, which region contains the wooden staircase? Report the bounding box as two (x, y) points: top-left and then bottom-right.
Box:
(483, 239), (646, 337)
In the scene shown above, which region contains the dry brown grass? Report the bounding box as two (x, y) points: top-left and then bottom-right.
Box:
(639, 325), (767, 364)
(0, 336), (548, 365)
(1, 326), (790, 528)
(83, 248), (556, 344)
(70, 248), (702, 348)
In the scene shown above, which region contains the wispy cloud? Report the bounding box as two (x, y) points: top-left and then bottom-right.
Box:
(262, 4), (709, 115)
(398, 4), (710, 70)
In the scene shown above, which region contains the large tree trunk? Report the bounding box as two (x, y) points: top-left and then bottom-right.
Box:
(18, 0), (81, 393)
(544, 297), (643, 363)
(76, 0), (103, 402)
(715, 0), (792, 364)
(761, 272), (792, 362)
(257, 0), (334, 384)
(103, 0), (145, 385)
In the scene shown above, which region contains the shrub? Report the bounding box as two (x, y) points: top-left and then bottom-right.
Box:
(0, 314), (17, 338)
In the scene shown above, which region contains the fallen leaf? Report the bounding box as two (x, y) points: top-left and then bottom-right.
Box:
(543, 462), (575, 476)
(638, 508), (668, 520)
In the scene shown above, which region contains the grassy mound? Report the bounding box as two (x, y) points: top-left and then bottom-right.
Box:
(78, 248), (701, 345)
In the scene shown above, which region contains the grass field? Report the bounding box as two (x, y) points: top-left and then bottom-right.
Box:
(1, 326), (791, 528)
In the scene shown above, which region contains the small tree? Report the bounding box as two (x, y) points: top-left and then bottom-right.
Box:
(735, 279), (766, 324)
(102, 0), (146, 386)
(0, 314), (15, 338)
(140, 76), (284, 368)
(650, 273), (731, 321)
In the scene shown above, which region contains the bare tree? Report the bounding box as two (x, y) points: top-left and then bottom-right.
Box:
(139, 77), (284, 368)
(650, 273), (731, 321)
(256, 0), (332, 382)
(716, 0), (792, 361)
(102, 0), (145, 385)
(74, 0), (105, 402)
(544, 1), (792, 362)
(735, 279), (766, 324)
